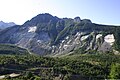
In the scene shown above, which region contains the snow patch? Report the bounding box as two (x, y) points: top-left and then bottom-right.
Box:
(37, 40), (42, 43)
(63, 45), (69, 49)
(67, 40), (72, 44)
(66, 36), (69, 39)
(81, 35), (89, 41)
(28, 26), (37, 32)
(62, 40), (65, 43)
(75, 32), (81, 36)
(96, 34), (102, 39)
(104, 34), (115, 45)
(52, 46), (55, 48)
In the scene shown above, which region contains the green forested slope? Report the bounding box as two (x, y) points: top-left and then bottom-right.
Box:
(0, 53), (120, 80)
(0, 44), (29, 54)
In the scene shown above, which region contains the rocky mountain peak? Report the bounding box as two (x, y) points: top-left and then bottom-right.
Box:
(23, 13), (60, 27)
(74, 17), (81, 23)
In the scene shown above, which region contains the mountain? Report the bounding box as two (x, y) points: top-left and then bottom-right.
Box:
(0, 13), (120, 56)
(0, 21), (16, 29)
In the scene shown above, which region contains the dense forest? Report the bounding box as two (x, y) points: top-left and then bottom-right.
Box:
(0, 53), (120, 80)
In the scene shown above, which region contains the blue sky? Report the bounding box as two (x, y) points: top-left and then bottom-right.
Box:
(0, 0), (120, 25)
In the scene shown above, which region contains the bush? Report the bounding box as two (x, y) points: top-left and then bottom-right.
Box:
(109, 63), (120, 79)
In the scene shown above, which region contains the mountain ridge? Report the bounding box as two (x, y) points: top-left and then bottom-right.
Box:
(0, 13), (120, 56)
(0, 21), (16, 29)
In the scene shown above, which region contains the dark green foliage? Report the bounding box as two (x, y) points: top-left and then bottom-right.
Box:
(109, 63), (120, 79)
(25, 71), (33, 79)
(56, 20), (65, 33)
(0, 53), (120, 79)
(0, 44), (29, 55)
(114, 27), (120, 51)
(73, 47), (86, 54)
(55, 26), (72, 43)
(48, 20), (58, 44)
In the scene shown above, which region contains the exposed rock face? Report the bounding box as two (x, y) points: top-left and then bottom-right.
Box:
(98, 34), (115, 52)
(74, 17), (81, 23)
(0, 13), (119, 55)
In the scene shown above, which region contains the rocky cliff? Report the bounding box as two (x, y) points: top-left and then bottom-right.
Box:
(0, 13), (119, 55)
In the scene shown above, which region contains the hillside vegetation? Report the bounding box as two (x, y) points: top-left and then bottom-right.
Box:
(0, 53), (120, 80)
(0, 44), (29, 55)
